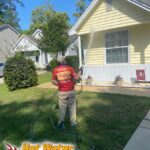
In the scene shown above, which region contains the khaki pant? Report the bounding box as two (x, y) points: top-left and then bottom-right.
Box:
(58, 90), (76, 126)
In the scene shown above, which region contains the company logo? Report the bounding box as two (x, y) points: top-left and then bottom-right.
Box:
(5, 143), (17, 150)
(4, 142), (74, 150)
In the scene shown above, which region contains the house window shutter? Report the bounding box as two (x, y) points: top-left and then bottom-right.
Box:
(106, 0), (112, 11)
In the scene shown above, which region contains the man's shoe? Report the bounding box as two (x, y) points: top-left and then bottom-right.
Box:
(58, 121), (65, 130)
(71, 122), (77, 128)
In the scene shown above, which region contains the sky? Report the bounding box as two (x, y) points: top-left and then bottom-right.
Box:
(16, 0), (77, 30)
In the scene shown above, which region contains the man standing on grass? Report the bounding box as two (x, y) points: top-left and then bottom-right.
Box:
(51, 56), (82, 129)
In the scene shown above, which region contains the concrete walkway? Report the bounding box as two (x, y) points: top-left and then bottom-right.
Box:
(37, 83), (150, 97)
(124, 110), (150, 150)
(37, 70), (47, 75)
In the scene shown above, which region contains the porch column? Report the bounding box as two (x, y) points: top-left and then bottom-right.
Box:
(40, 50), (43, 68)
(78, 35), (82, 67)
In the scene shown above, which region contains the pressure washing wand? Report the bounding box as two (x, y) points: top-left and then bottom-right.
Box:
(79, 66), (84, 93)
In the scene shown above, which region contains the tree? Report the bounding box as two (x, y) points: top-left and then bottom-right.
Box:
(0, 0), (23, 30)
(29, 4), (54, 33)
(74, 0), (92, 19)
(74, 0), (86, 19)
(38, 12), (69, 57)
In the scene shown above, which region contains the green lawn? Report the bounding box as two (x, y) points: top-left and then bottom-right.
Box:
(38, 71), (51, 84)
(0, 73), (150, 150)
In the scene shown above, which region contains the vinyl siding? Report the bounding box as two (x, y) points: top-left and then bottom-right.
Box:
(129, 24), (150, 64)
(82, 32), (105, 65)
(83, 24), (150, 65)
(85, 48), (104, 65)
(0, 27), (19, 62)
(13, 36), (39, 52)
(78, 0), (150, 35)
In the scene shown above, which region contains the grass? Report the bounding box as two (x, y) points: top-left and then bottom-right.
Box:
(38, 71), (51, 84)
(0, 72), (150, 149)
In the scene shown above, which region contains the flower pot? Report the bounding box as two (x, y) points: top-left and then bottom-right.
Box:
(115, 79), (123, 86)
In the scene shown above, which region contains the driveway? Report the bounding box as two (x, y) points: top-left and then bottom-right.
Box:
(0, 78), (4, 85)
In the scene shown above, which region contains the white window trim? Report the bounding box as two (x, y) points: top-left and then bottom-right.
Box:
(104, 30), (130, 65)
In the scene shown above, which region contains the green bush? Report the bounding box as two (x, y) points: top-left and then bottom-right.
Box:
(4, 54), (38, 91)
(48, 56), (79, 72)
(66, 56), (79, 72)
(48, 58), (59, 71)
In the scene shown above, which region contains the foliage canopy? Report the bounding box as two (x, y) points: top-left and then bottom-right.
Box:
(0, 0), (23, 30)
(38, 12), (69, 57)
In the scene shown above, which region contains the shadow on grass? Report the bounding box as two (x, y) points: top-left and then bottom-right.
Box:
(1, 91), (150, 150)
(77, 92), (150, 150)
(0, 92), (76, 150)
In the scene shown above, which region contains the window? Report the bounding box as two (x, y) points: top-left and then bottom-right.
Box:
(105, 30), (128, 64)
(36, 56), (39, 62)
(106, 0), (112, 11)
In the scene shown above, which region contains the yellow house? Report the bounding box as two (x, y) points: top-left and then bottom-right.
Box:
(69, 0), (150, 85)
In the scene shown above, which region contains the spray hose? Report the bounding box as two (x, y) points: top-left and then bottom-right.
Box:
(28, 70), (96, 150)
(27, 88), (95, 150)
(1, 68), (96, 150)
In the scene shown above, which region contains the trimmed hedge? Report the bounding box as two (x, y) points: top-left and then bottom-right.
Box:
(4, 54), (38, 91)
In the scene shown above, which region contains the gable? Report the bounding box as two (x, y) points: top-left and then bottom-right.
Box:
(72, 0), (150, 35)
(32, 29), (43, 40)
(13, 35), (39, 52)
(0, 24), (19, 35)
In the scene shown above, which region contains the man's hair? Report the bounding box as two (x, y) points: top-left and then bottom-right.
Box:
(57, 55), (66, 64)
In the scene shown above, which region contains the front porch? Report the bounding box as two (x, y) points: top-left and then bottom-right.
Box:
(16, 50), (51, 69)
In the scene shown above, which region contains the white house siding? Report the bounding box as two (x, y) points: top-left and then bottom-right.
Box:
(33, 31), (43, 40)
(83, 64), (150, 84)
(40, 51), (51, 68)
(66, 38), (78, 56)
(14, 37), (38, 52)
(13, 36), (45, 68)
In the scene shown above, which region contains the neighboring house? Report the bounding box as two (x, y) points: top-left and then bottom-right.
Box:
(32, 29), (43, 40)
(69, 0), (150, 85)
(65, 35), (78, 56)
(0, 24), (20, 63)
(12, 29), (52, 69)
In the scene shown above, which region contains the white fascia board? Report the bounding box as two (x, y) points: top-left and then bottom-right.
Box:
(32, 29), (42, 36)
(127, 0), (150, 12)
(68, 0), (100, 36)
(11, 35), (25, 51)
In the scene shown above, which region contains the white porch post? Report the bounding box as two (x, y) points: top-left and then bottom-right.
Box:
(40, 50), (44, 68)
(78, 35), (82, 67)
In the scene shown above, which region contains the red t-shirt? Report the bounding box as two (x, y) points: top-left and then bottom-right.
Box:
(52, 65), (77, 91)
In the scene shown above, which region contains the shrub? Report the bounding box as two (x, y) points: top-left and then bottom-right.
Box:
(4, 54), (38, 91)
(66, 56), (79, 72)
(48, 58), (59, 71)
(48, 56), (79, 72)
